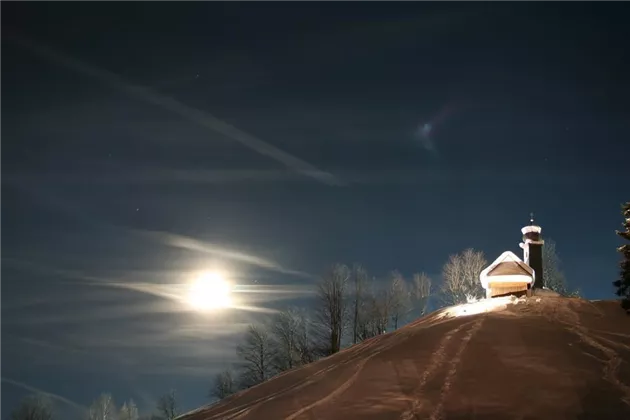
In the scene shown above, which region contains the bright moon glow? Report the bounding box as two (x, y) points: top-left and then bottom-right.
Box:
(188, 272), (233, 311)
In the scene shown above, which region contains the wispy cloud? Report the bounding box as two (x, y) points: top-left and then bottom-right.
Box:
(2, 257), (315, 329)
(8, 165), (611, 190)
(137, 229), (315, 279)
(1, 377), (87, 413)
(4, 168), (296, 186)
(415, 122), (438, 156)
(13, 336), (88, 355)
(5, 33), (340, 186)
(139, 365), (235, 377)
(2, 182), (315, 279)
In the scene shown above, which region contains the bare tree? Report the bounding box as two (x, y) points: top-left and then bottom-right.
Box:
(412, 272), (432, 316)
(373, 287), (391, 335)
(441, 248), (487, 305)
(388, 271), (411, 330)
(358, 279), (391, 339)
(271, 308), (300, 372)
(315, 263), (349, 355)
(210, 369), (237, 400)
(270, 307), (304, 371)
(11, 394), (54, 420)
(349, 264), (368, 344)
(119, 400), (139, 420)
(295, 308), (316, 364)
(236, 323), (275, 388)
(88, 394), (117, 420)
(156, 390), (179, 420)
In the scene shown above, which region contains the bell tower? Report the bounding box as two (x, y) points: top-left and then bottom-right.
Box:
(519, 213), (545, 289)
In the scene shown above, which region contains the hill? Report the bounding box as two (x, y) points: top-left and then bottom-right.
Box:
(179, 296), (630, 419)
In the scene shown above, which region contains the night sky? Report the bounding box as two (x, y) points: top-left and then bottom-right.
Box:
(2, 2), (629, 418)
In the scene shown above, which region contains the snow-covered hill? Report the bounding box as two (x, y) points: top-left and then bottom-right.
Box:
(178, 296), (630, 419)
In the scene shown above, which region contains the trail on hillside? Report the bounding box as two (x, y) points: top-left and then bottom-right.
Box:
(179, 298), (630, 420)
(429, 318), (485, 420)
(400, 319), (479, 420)
(538, 298), (630, 406)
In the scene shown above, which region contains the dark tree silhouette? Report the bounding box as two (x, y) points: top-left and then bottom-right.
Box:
(11, 394), (54, 420)
(210, 369), (237, 400)
(315, 264), (349, 355)
(349, 264), (368, 345)
(236, 324), (275, 388)
(613, 202), (630, 311)
(156, 389), (179, 420)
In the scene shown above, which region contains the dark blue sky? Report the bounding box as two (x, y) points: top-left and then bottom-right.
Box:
(2, 2), (629, 418)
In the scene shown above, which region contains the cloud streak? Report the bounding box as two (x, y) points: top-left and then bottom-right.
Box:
(137, 229), (315, 279)
(4, 168), (294, 186)
(6, 33), (340, 186)
(7, 166), (612, 189)
(2, 182), (315, 279)
(13, 336), (88, 355)
(1, 377), (87, 413)
(2, 257), (315, 328)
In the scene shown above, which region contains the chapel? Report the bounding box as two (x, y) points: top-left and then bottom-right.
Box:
(479, 215), (545, 299)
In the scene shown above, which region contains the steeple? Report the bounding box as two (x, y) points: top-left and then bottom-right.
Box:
(519, 214), (545, 289)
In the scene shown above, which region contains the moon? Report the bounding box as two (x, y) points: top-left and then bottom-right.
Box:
(187, 272), (233, 311)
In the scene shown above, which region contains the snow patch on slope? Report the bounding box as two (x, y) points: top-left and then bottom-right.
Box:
(439, 295), (527, 319)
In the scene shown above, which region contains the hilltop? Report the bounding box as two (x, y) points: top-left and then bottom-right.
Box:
(179, 296), (630, 420)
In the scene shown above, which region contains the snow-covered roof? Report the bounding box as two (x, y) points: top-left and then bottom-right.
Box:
(487, 262), (531, 277)
(479, 251), (534, 289)
(521, 225), (542, 235)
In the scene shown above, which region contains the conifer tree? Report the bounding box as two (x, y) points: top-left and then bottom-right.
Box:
(613, 202), (630, 311)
